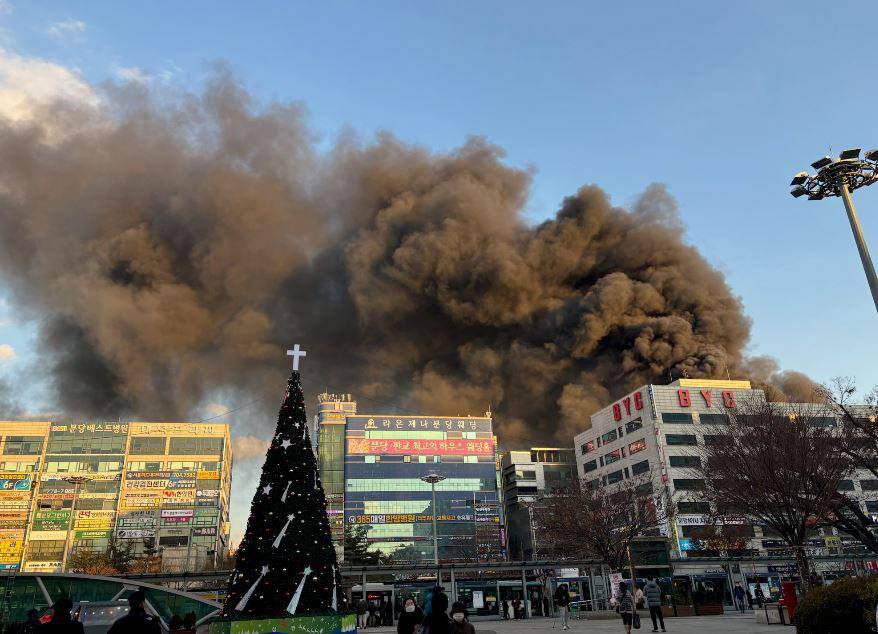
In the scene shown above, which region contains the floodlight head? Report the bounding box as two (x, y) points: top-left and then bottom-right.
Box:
(807, 192), (824, 200)
(840, 148), (861, 160)
(790, 172), (809, 186)
(866, 149), (878, 162)
(812, 156), (834, 169)
(790, 185), (809, 198)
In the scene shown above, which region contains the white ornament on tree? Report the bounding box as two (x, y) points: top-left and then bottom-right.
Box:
(281, 480), (292, 502)
(234, 565), (269, 612)
(286, 566), (313, 614)
(272, 513), (295, 548)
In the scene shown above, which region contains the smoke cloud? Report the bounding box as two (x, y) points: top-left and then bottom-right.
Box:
(0, 64), (801, 447)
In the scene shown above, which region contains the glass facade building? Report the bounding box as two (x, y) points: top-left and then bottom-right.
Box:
(0, 421), (231, 573)
(343, 414), (502, 563)
(316, 393), (356, 559)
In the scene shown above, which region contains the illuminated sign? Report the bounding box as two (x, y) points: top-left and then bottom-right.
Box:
(348, 438), (494, 456)
(22, 561), (62, 572)
(349, 513), (477, 524)
(193, 526), (216, 536)
(346, 416), (492, 433)
(162, 490), (195, 501)
(197, 471), (220, 480)
(126, 471), (171, 480)
(129, 423), (221, 435)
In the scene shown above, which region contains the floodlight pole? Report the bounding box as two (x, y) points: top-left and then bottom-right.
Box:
(838, 180), (878, 313)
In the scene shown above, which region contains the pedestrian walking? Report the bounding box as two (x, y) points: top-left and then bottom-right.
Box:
(36, 598), (84, 634)
(512, 598), (522, 620)
(553, 583), (571, 630)
(643, 577), (666, 633)
(398, 598), (423, 634)
(356, 597), (369, 629)
(450, 602), (475, 634)
(20, 608), (41, 634)
(733, 582), (746, 614)
(616, 581), (635, 634)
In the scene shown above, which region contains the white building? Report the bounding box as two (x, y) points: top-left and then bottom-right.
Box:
(572, 378), (878, 561)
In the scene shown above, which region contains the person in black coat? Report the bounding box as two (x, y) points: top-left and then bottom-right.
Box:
(397, 598), (423, 634)
(35, 598), (83, 634)
(426, 586), (450, 634)
(107, 591), (160, 634)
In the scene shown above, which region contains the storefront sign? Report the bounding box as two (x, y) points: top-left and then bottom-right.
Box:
(162, 516), (191, 524)
(162, 490), (195, 501)
(196, 489), (219, 498)
(124, 479), (167, 490)
(74, 510), (115, 529)
(117, 528), (156, 539)
(28, 530), (68, 540)
(74, 530), (113, 539)
(0, 474), (32, 491)
(193, 526), (216, 536)
(22, 561), (62, 572)
(197, 471), (220, 480)
(347, 438), (493, 456)
(612, 390), (645, 421)
(129, 423), (221, 435)
(349, 513), (477, 524)
(676, 389), (736, 409)
(33, 510), (71, 531)
(126, 471), (171, 480)
(677, 515), (747, 526)
(41, 473), (120, 482)
(161, 509), (194, 518)
(51, 423), (128, 434)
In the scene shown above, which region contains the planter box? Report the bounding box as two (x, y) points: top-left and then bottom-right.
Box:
(673, 605), (695, 617)
(205, 612), (357, 634)
(660, 605), (674, 618)
(694, 604), (724, 616)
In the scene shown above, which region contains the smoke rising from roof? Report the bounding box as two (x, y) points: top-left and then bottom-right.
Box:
(0, 69), (807, 446)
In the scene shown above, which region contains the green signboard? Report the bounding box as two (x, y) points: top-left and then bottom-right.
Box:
(33, 510), (71, 531)
(74, 530), (112, 539)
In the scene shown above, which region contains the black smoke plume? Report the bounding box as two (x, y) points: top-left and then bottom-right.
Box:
(0, 73), (804, 445)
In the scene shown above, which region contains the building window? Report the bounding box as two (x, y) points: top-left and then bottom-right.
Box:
(631, 460), (649, 476)
(665, 434), (697, 446)
(838, 480), (855, 492)
(581, 441), (596, 455)
(27, 540), (66, 561)
(603, 449), (622, 465)
(3, 436), (44, 455)
(168, 437), (224, 457)
(861, 480), (878, 491)
(699, 414), (729, 425)
(673, 478), (705, 491)
(127, 461), (163, 471)
(601, 430), (618, 444)
(662, 413), (693, 424)
(583, 460), (597, 473)
(628, 439), (646, 455)
(669, 455), (701, 468)
(364, 455), (377, 464)
(678, 501), (711, 514)
(129, 437), (167, 455)
(607, 469), (624, 484)
(866, 501), (878, 513)
(625, 419), (643, 434)
(403, 456), (411, 463)
(810, 417), (837, 428)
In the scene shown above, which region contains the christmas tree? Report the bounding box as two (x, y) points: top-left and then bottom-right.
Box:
(222, 354), (340, 618)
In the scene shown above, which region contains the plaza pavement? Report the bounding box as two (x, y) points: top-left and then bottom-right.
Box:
(365, 613), (780, 634)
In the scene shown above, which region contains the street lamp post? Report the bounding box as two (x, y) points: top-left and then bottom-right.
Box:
(791, 148), (878, 312)
(420, 473), (446, 573)
(61, 475), (92, 571)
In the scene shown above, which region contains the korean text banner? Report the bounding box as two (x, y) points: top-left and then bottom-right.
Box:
(347, 438), (494, 456)
(0, 475), (31, 491)
(345, 416), (492, 433)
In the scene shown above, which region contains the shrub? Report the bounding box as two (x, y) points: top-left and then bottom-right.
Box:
(794, 575), (878, 634)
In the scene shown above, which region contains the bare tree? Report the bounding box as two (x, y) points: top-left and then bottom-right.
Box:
(692, 397), (853, 591)
(533, 473), (673, 572)
(819, 378), (878, 554)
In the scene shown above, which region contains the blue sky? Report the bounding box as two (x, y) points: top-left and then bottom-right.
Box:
(1, 1), (877, 402)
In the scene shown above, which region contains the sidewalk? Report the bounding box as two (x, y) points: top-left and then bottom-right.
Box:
(363, 613), (776, 633)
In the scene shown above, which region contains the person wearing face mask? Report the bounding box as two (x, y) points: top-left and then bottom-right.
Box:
(397, 598), (423, 634)
(449, 602), (474, 634)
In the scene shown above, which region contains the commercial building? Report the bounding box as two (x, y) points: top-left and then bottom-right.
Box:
(500, 448), (576, 559)
(0, 420), (232, 573)
(315, 394), (504, 563)
(572, 379), (877, 563)
(316, 392), (357, 559)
